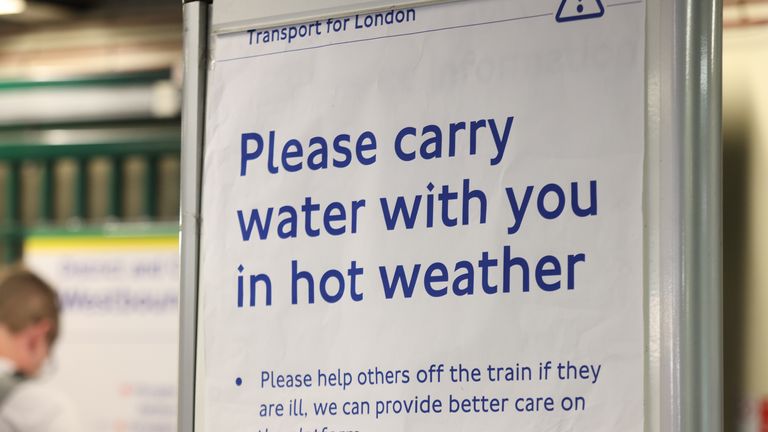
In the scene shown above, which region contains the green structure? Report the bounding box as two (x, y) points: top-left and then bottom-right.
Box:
(0, 70), (181, 262)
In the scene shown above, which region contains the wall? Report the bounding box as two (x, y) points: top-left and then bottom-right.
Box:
(723, 22), (768, 431)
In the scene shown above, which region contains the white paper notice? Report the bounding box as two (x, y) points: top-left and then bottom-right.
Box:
(199, 0), (645, 430)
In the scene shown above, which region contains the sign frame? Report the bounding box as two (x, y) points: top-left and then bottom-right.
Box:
(178, 0), (723, 430)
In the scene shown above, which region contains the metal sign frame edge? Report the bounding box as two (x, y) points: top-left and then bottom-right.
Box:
(179, 1), (210, 431)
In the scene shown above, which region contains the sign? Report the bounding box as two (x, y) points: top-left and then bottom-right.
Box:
(25, 233), (179, 432)
(199, 0), (645, 429)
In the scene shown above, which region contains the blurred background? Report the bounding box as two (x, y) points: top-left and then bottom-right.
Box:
(0, 0), (181, 431)
(723, 1), (768, 431)
(0, 0), (764, 431)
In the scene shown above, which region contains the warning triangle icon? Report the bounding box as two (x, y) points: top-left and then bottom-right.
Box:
(555, 0), (605, 23)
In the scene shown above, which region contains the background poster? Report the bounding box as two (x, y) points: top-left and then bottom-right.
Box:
(25, 232), (179, 432)
(200, 0), (645, 429)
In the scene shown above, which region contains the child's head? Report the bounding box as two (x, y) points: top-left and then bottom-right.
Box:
(0, 267), (60, 376)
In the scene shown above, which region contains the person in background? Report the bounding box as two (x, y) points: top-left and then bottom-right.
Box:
(0, 267), (79, 432)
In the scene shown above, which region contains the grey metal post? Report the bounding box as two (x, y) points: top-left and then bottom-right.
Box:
(179, 1), (209, 431)
(680, 0), (722, 430)
(646, 0), (721, 431)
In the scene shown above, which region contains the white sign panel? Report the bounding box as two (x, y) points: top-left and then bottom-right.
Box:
(25, 234), (179, 432)
(200, 0), (644, 430)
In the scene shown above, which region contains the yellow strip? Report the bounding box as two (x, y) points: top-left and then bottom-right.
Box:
(25, 236), (179, 252)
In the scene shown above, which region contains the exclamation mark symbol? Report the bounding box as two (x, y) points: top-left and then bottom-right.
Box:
(555, 0), (604, 23)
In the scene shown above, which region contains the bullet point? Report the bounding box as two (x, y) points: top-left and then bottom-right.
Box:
(235, 377), (243, 386)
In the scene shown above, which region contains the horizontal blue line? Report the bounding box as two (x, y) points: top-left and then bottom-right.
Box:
(218, 11), (553, 63)
(606, 0), (643, 7)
